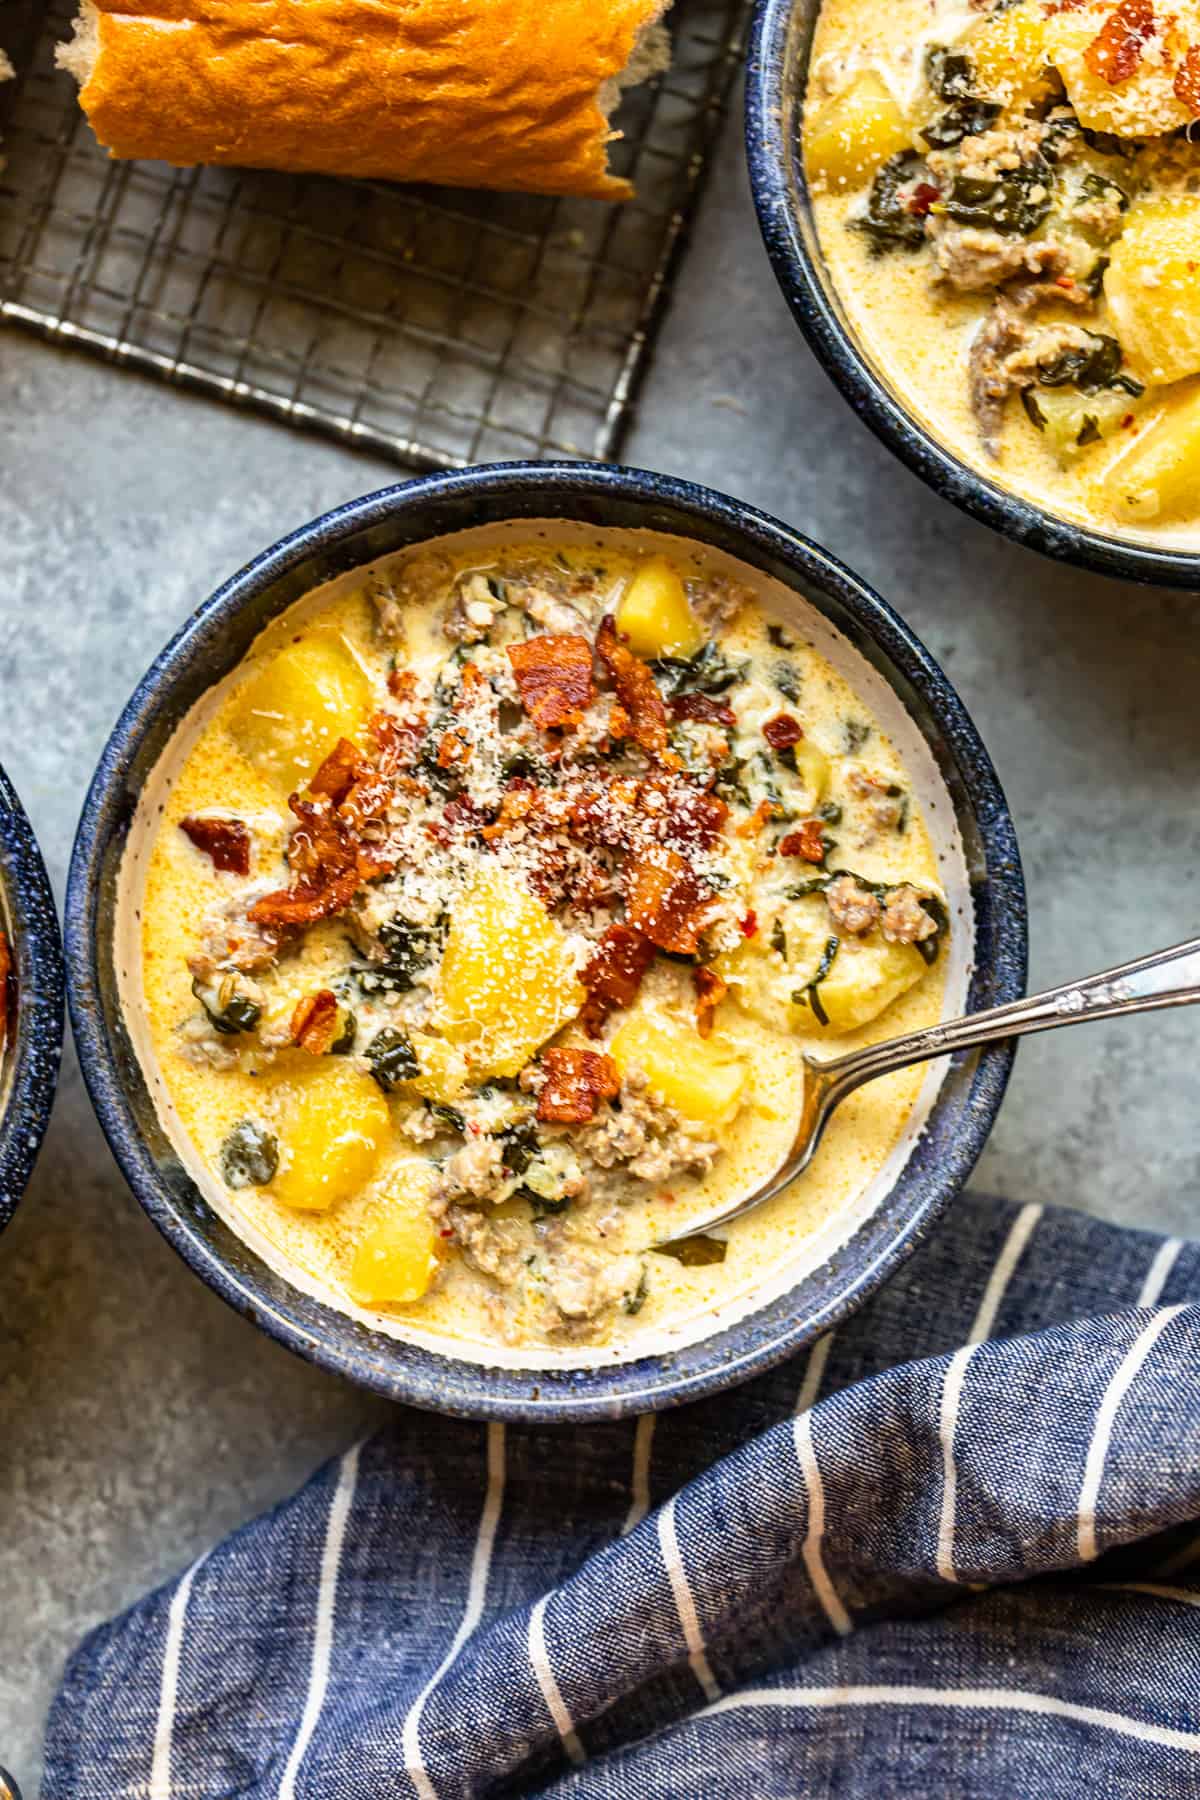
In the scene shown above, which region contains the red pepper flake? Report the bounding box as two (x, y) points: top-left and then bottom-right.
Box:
(739, 910), (758, 939)
(596, 616), (677, 765)
(508, 634), (595, 730)
(291, 989), (339, 1055)
(669, 693), (736, 728)
(762, 712), (804, 751)
(536, 1047), (621, 1124)
(907, 182), (940, 217)
(693, 966), (727, 1039)
(1084, 0), (1156, 85)
(779, 820), (829, 864)
(1122, 412), (1136, 428)
(580, 923), (656, 1036)
(179, 814), (252, 876)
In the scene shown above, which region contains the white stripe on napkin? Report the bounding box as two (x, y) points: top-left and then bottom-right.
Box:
(149, 1550), (209, 1800)
(937, 1202), (1043, 1583)
(659, 1495), (721, 1701)
(529, 1596), (586, 1766)
(279, 1441), (361, 1800)
(404, 1422), (506, 1800)
(793, 1405), (852, 1638)
(795, 1331), (836, 1415)
(622, 1415), (656, 1535)
(696, 1683), (1200, 1753)
(1136, 1238), (1182, 1308)
(1077, 1305), (1186, 1563)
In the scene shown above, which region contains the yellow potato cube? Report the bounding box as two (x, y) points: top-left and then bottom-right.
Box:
(229, 634), (369, 790)
(436, 867), (584, 1080)
(1105, 200), (1200, 386)
(722, 894), (929, 1037)
(1042, 8), (1192, 138)
(610, 1011), (747, 1126)
(408, 1032), (471, 1104)
(615, 557), (704, 660)
(1103, 379), (1200, 525)
(966, 4), (1054, 108)
(271, 1062), (391, 1212)
(805, 73), (912, 193)
(347, 1165), (440, 1306)
(792, 739), (831, 811)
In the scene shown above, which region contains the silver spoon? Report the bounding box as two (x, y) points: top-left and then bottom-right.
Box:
(657, 934), (1200, 1246)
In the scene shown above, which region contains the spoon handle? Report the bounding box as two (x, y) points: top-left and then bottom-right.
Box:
(819, 933), (1200, 1097)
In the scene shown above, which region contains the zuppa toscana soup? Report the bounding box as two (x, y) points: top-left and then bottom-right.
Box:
(805, 0), (1200, 543)
(128, 528), (963, 1362)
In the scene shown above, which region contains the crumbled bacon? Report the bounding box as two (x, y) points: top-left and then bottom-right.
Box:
(669, 693), (736, 728)
(596, 616), (676, 764)
(762, 713), (804, 751)
(569, 776), (641, 850)
(249, 870), (362, 933)
(309, 738), (370, 806)
(637, 773), (729, 853)
(1084, 0), (1155, 84)
(1174, 44), (1200, 110)
(535, 1047), (621, 1124)
(625, 847), (717, 955)
(779, 820), (829, 864)
(371, 708), (424, 776)
(737, 798), (778, 838)
(580, 923), (656, 1036)
(0, 929), (10, 1054)
(508, 634), (594, 730)
(179, 815), (251, 876)
(249, 739), (397, 936)
(693, 966), (727, 1039)
(291, 989), (340, 1055)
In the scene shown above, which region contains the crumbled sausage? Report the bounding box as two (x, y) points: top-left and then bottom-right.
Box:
(825, 875), (881, 937)
(881, 885), (938, 946)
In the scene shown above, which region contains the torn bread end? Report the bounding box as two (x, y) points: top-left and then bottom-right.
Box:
(55, 0), (99, 87)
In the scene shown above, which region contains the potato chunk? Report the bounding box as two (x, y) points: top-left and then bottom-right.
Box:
(347, 1163), (440, 1306)
(1042, 8), (1192, 138)
(230, 634), (369, 789)
(805, 73), (911, 193)
(723, 894), (929, 1037)
(615, 557), (703, 660)
(610, 1010), (747, 1125)
(436, 867), (584, 1080)
(271, 1062), (391, 1212)
(1105, 199), (1200, 386)
(967, 4), (1055, 108)
(1103, 379), (1200, 524)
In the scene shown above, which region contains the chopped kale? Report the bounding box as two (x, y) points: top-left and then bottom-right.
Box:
(1021, 388), (1047, 432)
(1078, 170), (1129, 213)
(792, 934), (840, 1027)
(1034, 332), (1142, 397)
(220, 1119), (278, 1189)
(920, 97), (1001, 150)
(851, 152), (929, 255)
(622, 1267), (650, 1315)
(843, 718), (872, 753)
(940, 160), (1053, 236)
(364, 1027), (420, 1091)
(773, 660), (802, 702)
(818, 801), (843, 825)
(651, 639), (748, 698)
(926, 45), (976, 102)
(426, 1100), (466, 1134)
(352, 920), (443, 996)
(770, 917), (787, 956)
(191, 976), (261, 1037)
(1076, 414), (1101, 447)
(914, 894), (951, 966)
(654, 1234), (728, 1268)
(329, 1005), (358, 1055)
(1082, 254), (1110, 299)
(767, 623), (796, 650)
(499, 1119), (540, 1177)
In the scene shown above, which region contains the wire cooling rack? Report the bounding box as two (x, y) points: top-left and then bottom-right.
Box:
(0, 0), (747, 469)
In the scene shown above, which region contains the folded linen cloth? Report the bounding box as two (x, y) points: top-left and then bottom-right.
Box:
(43, 1194), (1200, 1798)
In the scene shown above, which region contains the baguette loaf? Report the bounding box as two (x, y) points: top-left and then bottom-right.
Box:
(57, 0), (671, 199)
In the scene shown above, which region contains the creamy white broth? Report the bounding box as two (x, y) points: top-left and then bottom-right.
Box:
(806, 0), (1200, 550)
(117, 522), (973, 1370)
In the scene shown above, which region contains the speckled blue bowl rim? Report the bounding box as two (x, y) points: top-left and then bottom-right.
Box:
(0, 764), (65, 1230)
(746, 0), (1200, 591)
(66, 462), (1027, 1422)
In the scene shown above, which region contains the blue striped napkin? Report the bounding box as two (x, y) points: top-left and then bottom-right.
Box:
(43, 1194), (1200, 1797)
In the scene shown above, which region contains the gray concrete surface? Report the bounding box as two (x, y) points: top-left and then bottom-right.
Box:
(3, 94), (1199, 1792)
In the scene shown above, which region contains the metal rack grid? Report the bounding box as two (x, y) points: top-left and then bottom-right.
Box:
(0, 0), (748, 470)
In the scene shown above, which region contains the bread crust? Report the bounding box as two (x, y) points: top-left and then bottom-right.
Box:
(68, 0), (668, 198)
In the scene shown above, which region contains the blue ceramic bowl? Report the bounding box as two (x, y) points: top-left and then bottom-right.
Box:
(0, 764), (65, 1230)
(66, 463), (1027, 1421)
(746, 0), (1200, 589)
